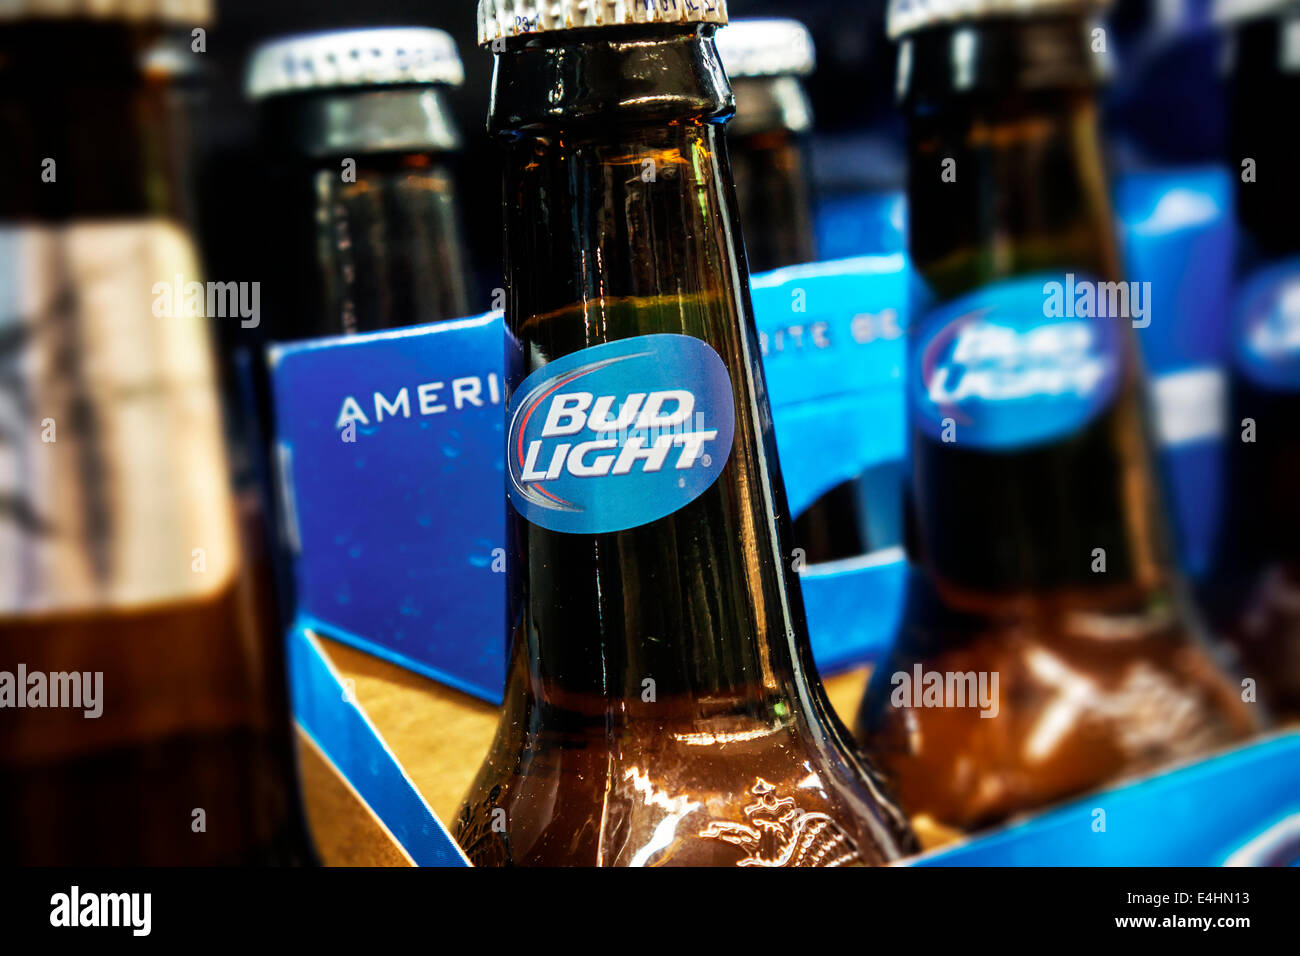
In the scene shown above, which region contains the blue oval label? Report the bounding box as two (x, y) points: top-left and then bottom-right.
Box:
(506, 334), (735, 534)
(1233, 257), (1300, 391)
(909, 275), (1124, 450)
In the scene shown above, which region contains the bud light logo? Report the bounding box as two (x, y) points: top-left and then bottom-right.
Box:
(909, 276), (1123, 450)
(506, 334), (735, 534)
(1233, 257), (1300, 391)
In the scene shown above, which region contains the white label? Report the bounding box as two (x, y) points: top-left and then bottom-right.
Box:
(0, 221), (237, 614)
(1150, 366), (1226, 447)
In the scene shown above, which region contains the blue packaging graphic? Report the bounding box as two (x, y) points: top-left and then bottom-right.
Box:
(749, 256), (913, 670)
(915, 731), (1300, 867)
(813, 188), (906, 261)
(270, 259), (915, 690)
(749, 255), (909, 518)
(289, 626), (470, 867)
(1115, 167), (1236, 577)
(269, 313), (507, 703)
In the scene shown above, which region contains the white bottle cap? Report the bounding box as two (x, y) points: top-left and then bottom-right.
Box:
(715, 18), (815, 78)
(887, 0), (1111, 40)
(478, 0), (729, 46)
(246, 27), (464, 100)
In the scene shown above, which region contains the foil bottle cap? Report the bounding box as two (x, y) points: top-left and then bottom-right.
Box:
(715, 18), (815, 77)
(887, 0), (1112, 39)
(246, 26), (464, 100)
(478, 0), (729, 46)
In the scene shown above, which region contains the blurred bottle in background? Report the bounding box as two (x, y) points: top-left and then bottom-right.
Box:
(237, 27), (473, 624)
(0, 2), (310, 863)
(1103, 0), (1227, 168)
(246, 26), (472, 344)
(1202, 0), (1300, 722)
(794, 0), (908, 259)
(717, 18), (819, 273)
(854, 0), (1255, 842)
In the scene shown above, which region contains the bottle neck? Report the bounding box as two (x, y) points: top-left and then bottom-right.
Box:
(729, 75), (811, 137)
(901, 17), (1174, 609)
(728, 76), (816, 272)
(258, 86), (461, 160)
(492, 25), (742, 323)
(491, 26), (816, 709)
(898, 14), (1104, 103)
(903, 17), (1117, 291)
(256, 87), (470, 339)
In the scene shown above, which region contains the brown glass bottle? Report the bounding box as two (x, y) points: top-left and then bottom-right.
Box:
(0, 11), (310, 864)
(852, 8), (1254, 839)
(247, 28), (472, 343)
(1201, 6), (1300, 723)
(454, 4), (916, 867)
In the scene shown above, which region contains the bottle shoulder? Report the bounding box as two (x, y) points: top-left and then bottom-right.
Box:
(454, 702), (916, 866)
(858, 598), (1257, 831)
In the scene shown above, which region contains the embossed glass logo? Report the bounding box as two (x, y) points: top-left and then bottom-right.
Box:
(909, 275), (1124, 450)
(699, 778), (861, 867)
(506, 334), (735, 534)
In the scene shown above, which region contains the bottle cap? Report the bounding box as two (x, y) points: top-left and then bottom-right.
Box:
(0, 0), (210, 23)
(887, 0), (1111, 40)
(478, 0), (729, 46)
(715, 18), (814, 77)
(1213, 0), (1300, 23)
(246, 27), (464, 100)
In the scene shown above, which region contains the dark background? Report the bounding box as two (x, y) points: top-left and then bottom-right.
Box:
(193, 0), (1220, 308)
(193, 0), (901, 308)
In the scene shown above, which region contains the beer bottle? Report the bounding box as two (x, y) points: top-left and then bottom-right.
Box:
(246, 27), (472, 342)
(853, 0), (1256, 838)
(0, 4), (309, 863)
(455, 0), (917, 867)
(1203, 0), (1300, 721)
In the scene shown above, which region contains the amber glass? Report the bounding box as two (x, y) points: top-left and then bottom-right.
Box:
(453, 23), (916, 867)
(853, 16), (1254, 837)
(0, 19), (310, 864)
(1201, 15), (1300, 722)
